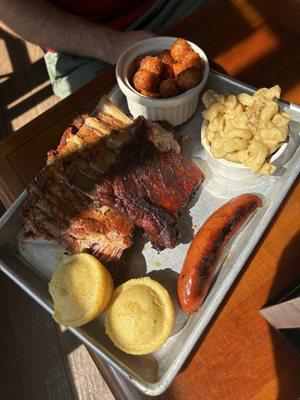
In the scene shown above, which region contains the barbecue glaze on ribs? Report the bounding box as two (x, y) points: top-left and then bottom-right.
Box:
(22, 96), (204, 261)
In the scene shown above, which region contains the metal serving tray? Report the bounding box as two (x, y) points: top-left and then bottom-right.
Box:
(0, 71), (299, 396)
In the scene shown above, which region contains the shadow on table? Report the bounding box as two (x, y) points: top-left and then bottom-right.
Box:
(171, 0), (300, 98)
(266, 231), (300, 400)
(164, 180), (300, 400)
(0, 29), (55, 137)
(0, 273), (80, 400)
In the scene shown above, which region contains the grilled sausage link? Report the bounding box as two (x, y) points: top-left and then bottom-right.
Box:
(178, 193), (262, 314)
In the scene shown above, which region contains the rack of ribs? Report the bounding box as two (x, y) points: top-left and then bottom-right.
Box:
(22, 96), (204, 261)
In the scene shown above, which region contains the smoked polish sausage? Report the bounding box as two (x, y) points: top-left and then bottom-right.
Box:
(178, 193), (262, 314)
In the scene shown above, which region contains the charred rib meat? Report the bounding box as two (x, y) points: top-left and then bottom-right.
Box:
(22, 96), (204, 260)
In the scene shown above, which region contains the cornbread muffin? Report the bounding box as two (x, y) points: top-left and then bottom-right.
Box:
(49, 253), (113, 327)
(105, 277), (174, 355)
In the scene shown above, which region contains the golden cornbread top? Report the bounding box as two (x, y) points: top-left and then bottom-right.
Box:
(105, 277), (174, 355)
(108, 285), (164, 341)
(49, 253), (113, 327)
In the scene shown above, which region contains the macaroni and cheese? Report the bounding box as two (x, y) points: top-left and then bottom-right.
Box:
(202, 86), (291, 175)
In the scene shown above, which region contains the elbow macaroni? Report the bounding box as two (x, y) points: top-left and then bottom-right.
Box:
(202, 86), (291, 175)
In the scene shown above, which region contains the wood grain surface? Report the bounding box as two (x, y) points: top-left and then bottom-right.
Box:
(0, 29), (59, 137)
(164, 181), (300, 400)
(0, 0), (299, 399)
(0, 273), (115, 400)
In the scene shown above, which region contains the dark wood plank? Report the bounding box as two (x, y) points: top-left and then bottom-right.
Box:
(165, 182), (300, 400)
(0, 274), (77, 400)
(0, 200), (5, 216)
(0, 67), (115, 156)
(0, 31), (59, 135)
(0, 271), (115, 400)
(0, 156), (24, 208)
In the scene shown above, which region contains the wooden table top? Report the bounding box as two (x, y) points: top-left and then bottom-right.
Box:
(0, 0), (299, 399)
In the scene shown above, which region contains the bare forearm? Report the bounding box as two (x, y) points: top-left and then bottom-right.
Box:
(0, 0), (152, 64)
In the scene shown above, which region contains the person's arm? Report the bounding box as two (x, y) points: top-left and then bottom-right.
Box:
(0, 0), (154, 64)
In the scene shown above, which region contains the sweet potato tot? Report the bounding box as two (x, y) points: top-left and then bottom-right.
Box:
(159, 78), (181, 98)
(140, 56), (164, 76)
(170, 38), (191, 62)
(162, 63), (175, 80)
(177, 67), (202, 90)
(183, 52), (203, 69)
(158, 50), (174, 65)
(173, 62), (187, 77)
(133, 69), (160, 93)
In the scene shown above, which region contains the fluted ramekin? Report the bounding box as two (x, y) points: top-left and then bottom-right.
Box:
(116, 37), (209, 126)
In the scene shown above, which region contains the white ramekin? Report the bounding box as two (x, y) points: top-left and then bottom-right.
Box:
(116, 37), (209, 126)
(201, 120), (287, 181)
